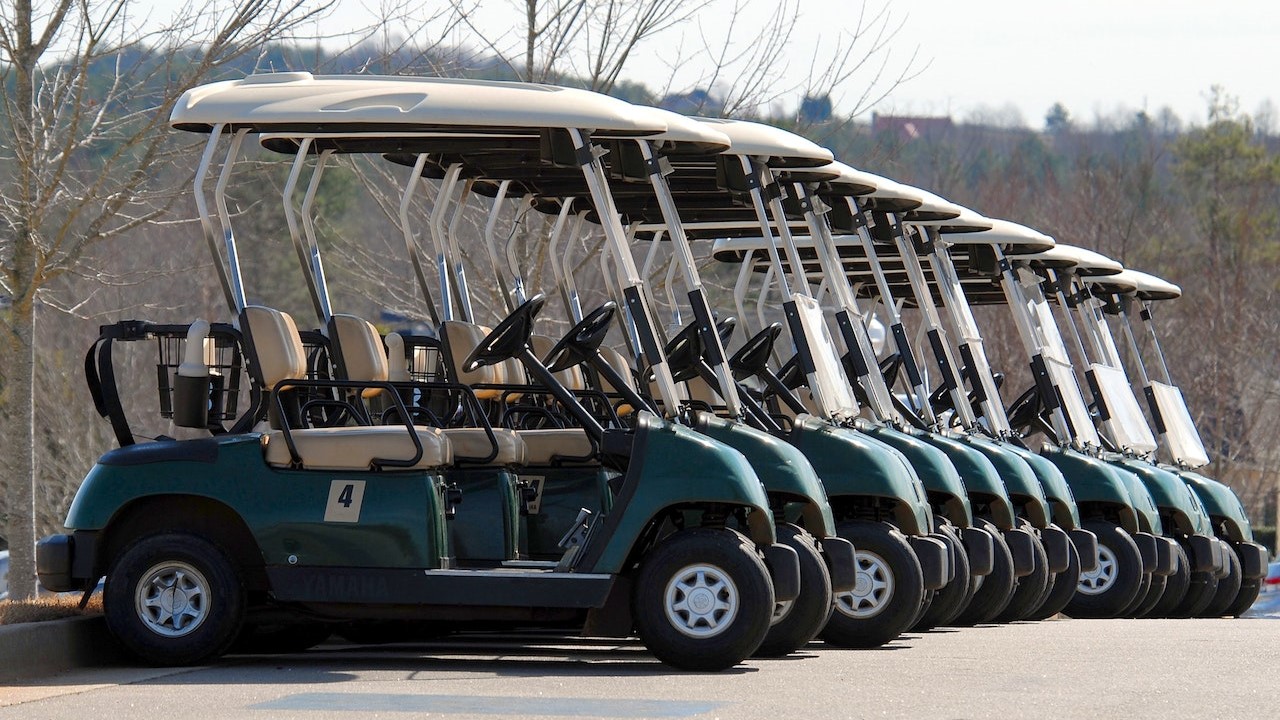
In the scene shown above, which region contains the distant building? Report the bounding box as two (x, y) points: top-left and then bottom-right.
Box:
(871, 113), (954, 142)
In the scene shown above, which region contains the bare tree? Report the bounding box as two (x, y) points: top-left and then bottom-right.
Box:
(0, 0), (328, 599)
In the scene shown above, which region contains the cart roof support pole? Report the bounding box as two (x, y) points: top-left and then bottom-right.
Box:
(397, 153), (441, 326)
(194, 126), (238, 315)
(300, 148), (335, 324)
(482, 180), (515, 314)
(213, 129), (249, 314)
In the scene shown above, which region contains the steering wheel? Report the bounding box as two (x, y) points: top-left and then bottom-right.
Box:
(463, 294), (546, 372)
(716, 316), (736, 348)
(929, 382), (954, 415)
(663, 320), (704, 382)
(729, 324), (781, 380)
(776, 354), (804, 390)
(544, 302), (617, 373)
(879, 352), (903, 389)
(1005, 384), (1044, 432)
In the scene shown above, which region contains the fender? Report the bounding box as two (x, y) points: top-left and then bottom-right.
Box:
(909, 431), (1016, 531)
(862, 424), (973, 528)
(583, 414), (776, 574)
(789, 416), (932, 536)
(1112, 458), (1213, 536)
(694, 413), (836, 537)
(1172, 468), (1255, 542)
(962, 436), (1052, 529)
(1001, 444), (1081, 530)
(1040, 447), (1160, 535)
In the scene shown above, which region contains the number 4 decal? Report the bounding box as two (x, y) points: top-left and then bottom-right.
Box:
(324, 480), (366, 523)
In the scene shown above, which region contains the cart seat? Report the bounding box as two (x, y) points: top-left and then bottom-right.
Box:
(331, 313), (527, 467)
(518, 428), (597, 465)
(440, 427), (527, 466)
(241, 306), (453, 470)
(263, 425), (452, 470)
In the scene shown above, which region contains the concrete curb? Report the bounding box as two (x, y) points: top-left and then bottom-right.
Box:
(0, 616), (127, 683)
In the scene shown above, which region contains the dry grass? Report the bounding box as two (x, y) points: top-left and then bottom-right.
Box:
(0, 594), (104, 626)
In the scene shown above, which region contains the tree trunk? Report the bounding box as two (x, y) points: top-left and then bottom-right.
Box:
(0, 299), (37, 600)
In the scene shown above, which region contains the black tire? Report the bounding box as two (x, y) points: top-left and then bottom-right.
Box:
(1119, 572), (1153, 617)
(994, 523), (1050, 623)
(1198, 545), (1242, 617)
(1146, 543), (1191, 618)
(950, 519), (1015, 626)
(1026, 541), (1080, 621)
(104, 533), (245, 666)
(913, 525), (972, 630)
(1170, 570), (1218, 618)
(754, 524), (833, 657)
(633, 527), (774, 671)
(1131, 574), (1166, 618)
(230, 622), (332, 654)
(1224, 578), (1263, 617)
(1064, 521), (1144, 618)
(820, 521), (924, 648)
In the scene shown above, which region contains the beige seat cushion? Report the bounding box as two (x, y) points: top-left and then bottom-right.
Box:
(242, 306), (308, 388)
(331, 314), (389, 398)
(441, 427), (527, 466)
(264, 426), (452, 471)
(518, 428), (597, 465)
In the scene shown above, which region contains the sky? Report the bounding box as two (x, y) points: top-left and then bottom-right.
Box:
(141, 0), (1280, 129)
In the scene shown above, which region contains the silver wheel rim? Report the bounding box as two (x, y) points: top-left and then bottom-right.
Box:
(135, 560), (210, 638)
(835, 550), (894, 619)
(1077, 544), (1119, 596)
(663, 563), (739, 638)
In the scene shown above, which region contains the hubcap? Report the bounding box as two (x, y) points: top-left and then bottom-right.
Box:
(663, 564), (739, 638)
(135, 561), (210, 638)
(771, 598), (795, 625)
(1078, 544), (1119, 596)
(835, 550), (894, 619)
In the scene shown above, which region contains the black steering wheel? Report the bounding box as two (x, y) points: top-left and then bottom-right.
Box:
(729, 324), (781, 380)
(463, 295), (546, 372)
(544, 302), (617, 373)
(1006, 384), (1044, 432)
(663, 320), (704, 382)
(879, 352), (903, 389)
(716, 316), (736, 348)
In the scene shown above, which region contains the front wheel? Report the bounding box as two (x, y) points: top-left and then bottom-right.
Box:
(820, 521), (924, 648)
(1198, 545), (1242, 617)
(1146, 544), (1191, 618)
(104, 533), (245, 666)
(1064, 521), (1143, 618)
(951, 519), (1015, 626)
(914, 524), (972, 630)
(754, 524), (833, 657)
(1025, 541), (1080, 621)
(993, 523), (1050, 622)
(633, 528), (774, 671)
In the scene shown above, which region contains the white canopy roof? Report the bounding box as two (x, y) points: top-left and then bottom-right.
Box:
(940, 218), (1055, 251)
(1086, 269), (1182, 300)
(1021, 244), (1123, 276)
(695, 118), (834, 167)
(172, 72), (666, 137)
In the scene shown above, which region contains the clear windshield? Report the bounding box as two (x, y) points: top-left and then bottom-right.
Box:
(1149, 381), (1211, 468)
(1089, 363), (1158, 454)
(793, 293), (861, 420)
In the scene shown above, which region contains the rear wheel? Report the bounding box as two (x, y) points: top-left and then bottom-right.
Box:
(754, 524), (833, 657)
(994, 523), (1050, 622)
(1170, 570), (1218, 618)
(820, 521), (923, 648)
(633, 528), (774, 671)
(104, 533), (245, 666)
(1198, 545), (1242, 618)
(1064, 521), (1143, 618)
(950, 520), (1015, 626)
(1146, 544), (1191, 618)
(1026, 541), (1080, 620)
(913, 525), (972, 630)
(1119, 572), (1153, 617)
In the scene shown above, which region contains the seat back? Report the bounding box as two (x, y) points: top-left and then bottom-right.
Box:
(330, 314), (389, 398)
(240, 305), (307, 389)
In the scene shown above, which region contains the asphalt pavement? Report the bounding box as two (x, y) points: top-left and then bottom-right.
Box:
(2, 617), (1276, 719)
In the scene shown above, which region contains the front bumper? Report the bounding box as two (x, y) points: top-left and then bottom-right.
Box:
(821, 536), (857, 593)
(762, 542), (801, 602)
